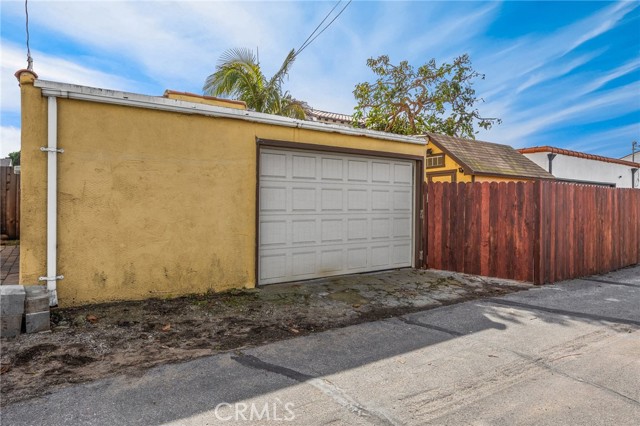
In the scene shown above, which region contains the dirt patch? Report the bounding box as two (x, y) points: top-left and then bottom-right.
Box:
(0, 269), (530, 405)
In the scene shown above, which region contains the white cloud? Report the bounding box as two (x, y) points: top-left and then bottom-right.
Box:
(1, 42), (142, 114)
(478, 80), (640, 150)
(472, 2), (639, 151)
(581, 57), (640, 95)
(564, 123), (640, 157)
(0, 0), (637, 160)
(404, 2), (500, 58)
(1, 126), (20, 157)
(566, 1), (635, 52)
(6, 0), (308, 90)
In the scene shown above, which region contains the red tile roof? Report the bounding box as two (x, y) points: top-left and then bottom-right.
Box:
(306, 109), (355, 123)
(518, 146), (640, 168)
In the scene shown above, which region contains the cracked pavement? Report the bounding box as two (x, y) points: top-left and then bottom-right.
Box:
(1, 266), (639, 425)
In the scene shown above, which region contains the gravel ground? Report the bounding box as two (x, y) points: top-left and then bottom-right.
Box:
(0, 268), (530, 405)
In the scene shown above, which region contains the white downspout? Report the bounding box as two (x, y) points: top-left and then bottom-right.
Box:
(38, 96), (63, 306)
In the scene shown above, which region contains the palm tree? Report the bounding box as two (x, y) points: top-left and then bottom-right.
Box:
(203, 48), (307, 119)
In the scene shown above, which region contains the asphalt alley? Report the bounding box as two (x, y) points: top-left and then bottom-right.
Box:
(2, 266), (639, 425)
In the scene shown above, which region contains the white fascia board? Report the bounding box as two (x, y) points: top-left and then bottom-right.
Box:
(34, 80), (425, 146)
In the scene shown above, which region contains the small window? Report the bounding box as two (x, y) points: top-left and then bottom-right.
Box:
(425, 154), (445, 169)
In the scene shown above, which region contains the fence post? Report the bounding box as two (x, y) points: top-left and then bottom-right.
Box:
(1, 166), (20, 240)
(533, 180), (542, 285)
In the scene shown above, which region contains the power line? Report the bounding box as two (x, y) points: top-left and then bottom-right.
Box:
(25, 0), (33, 70)
(296, 0), (342, 54)
(295, 0), (352, 58)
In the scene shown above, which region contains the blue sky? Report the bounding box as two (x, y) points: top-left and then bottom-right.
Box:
(1, 1), (639, 158)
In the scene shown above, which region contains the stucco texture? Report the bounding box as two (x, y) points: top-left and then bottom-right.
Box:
(19, 81), (425, 306)
(424, 143), (472, 183)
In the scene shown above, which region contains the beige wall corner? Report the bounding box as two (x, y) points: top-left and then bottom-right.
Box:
(18, 76), (48, 286)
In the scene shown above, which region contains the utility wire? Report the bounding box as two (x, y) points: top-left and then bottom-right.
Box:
(296, 0), (342, 54)
(25, 0), (33, 70)
(295, 0), (352, 57)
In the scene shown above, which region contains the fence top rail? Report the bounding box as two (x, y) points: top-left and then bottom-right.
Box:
(427, 181), (640, 192)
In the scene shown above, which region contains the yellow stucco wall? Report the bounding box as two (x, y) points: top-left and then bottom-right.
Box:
(19, 72), (48, 289)
(424, 143), (472, 182)
(19, 78), (426, 306)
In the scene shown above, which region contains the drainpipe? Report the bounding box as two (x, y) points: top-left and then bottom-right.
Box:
(547, 153), (557, 174)
(632, 168), (638, 189)
(38, 96), (63, 306)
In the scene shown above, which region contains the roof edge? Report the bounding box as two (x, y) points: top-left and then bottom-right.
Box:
(519, 146), (640, 168)
(163, 90), (247, 108)
(425, 135), (477, 174)
(33, 79), (425, 146)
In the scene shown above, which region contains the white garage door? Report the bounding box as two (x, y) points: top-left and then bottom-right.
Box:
(258, 148), (415, 285)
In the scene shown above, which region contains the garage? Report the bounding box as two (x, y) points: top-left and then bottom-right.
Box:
(258, 144), (417, 285)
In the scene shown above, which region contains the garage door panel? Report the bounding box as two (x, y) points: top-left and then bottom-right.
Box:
(259, 148), (414, 285)
(348, 160), (368, 181)
(320, 249), (343, 272)
(347, 189), (368, 211)
(292, 187), (316, 211)
(260, 187), (287, 212)
(393, 217), (412, 238)
(371, 190), (391, 211)
(371, 217), (391, 239)
(321, 188), (343, 211)
(347, 247), (368, 269)
(394, 163), (413, 183)
(292, 154), (316, 179)
(393, 190), (412, 210)
(260, 253), (287, 281)
(261, 152), (287, 178)
(372, 161), (391, 183)
(260, 220), (287, 246)
(347, 218), (368, 241)
(321, 219), (343, 242)
(371, 245), (391, 267)
(292, 252), (316, 276)
(321, 157), (343, 180)
(393, 244), (411, 264)
(292, 219), (316, 244)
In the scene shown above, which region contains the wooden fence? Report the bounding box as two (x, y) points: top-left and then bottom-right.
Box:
(1, 166), (20, 240)
(425, 181), (640, 284)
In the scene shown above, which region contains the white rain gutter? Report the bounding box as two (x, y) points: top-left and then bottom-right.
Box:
(38, 96), (63, 306)
(33, 80), (426, 146)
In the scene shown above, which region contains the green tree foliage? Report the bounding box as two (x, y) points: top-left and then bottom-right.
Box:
(203, 48), (307, 119)
(8, 151), (20, 166)
(353, 54), (501, 138)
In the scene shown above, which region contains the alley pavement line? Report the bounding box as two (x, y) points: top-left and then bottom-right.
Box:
(488, 299), (640, 327)
(395, 317), (464, 336)
(508, 348), (640, 406)
(231, 352), (401, 426)
(579, 278), (640, 288)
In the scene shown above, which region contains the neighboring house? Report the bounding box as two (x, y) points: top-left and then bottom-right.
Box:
(305, 108), (356, 127)
(422, 133), (554, 183)
(518, 146), (640, 189)
(17, 70), (428, 307)
(621, 151), (638, 163)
